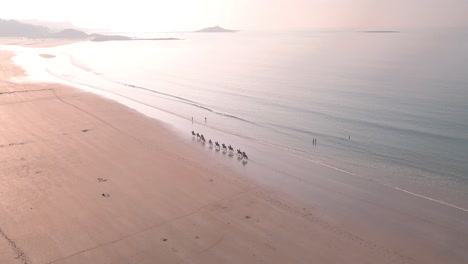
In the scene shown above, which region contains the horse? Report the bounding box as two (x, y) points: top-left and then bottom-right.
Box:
(209, 139), (213, 148)
(242, 152), (249, 160)
(196, 133), (201, 140)
(191, 131), (196, 136)
(215, 142), (220, 150)
(200, 135), (206, 143)
(221, 143), (227, 153)
(226, 145), (234, 156)
(237, 149), (242, 158)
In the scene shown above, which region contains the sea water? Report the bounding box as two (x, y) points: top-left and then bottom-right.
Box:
(6, 29), (468, 209)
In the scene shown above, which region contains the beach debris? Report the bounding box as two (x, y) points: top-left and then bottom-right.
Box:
(0, 142), (27, 148)
(81, 129), (90, 133)
(101, 193), (110, 197)
(97, 178), (107, 182)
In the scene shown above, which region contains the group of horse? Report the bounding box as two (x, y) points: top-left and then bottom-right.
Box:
(191, 131), (249, 160)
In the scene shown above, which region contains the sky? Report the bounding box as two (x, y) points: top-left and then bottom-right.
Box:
(1, 0), (468, 31)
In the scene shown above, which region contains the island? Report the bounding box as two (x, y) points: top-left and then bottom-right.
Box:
(195, 25), (238, 33)
(360, 30), (400, 33)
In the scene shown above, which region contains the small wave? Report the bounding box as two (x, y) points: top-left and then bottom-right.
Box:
(69, 54), (95, 73)
(116, 81), (264, 127)
(44, 66), (468, 214)
(285, 150), (468, 213)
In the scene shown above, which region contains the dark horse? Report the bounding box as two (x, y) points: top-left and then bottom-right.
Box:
(215, 141), (220, 150)
(208, 139), (213, 147)
(221, 143), (227, 152)
(242, 152), (249, 160)
(237, 149), (242, 158)
(200, 134), (206, 142)
(191, 131), (196, 136)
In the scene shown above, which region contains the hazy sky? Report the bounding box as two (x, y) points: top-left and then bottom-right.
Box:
(1, 0), (467, 31)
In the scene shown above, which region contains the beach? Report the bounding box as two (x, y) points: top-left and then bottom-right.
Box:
(0, 40), (467, 264)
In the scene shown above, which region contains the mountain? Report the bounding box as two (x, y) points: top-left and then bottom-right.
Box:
(20, 19), (77, 32)
(0, 18), (90, 39)
(0, 18), (181, 42)
(0, 18), (49, 38)
(49, 28), (89, 39)
(89, 33), (131, 41)
(195, 26), (237, 33)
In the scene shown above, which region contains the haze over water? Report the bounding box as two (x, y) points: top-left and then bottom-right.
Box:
(11, 29), (468, 209)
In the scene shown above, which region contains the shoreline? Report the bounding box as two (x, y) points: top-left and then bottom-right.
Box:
(6, 37), (467, 213)
(0, 37), (79, 48)
(0, 43), (467, 263)
(7, 41), (467, 211)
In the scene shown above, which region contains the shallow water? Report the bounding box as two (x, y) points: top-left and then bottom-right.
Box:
(5, 29), (468, 209)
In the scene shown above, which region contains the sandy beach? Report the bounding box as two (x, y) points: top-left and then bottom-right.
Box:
(0, 41), (467, 264)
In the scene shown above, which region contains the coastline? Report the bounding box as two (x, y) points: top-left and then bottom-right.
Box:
(0, 38), (78, 48)
(0, 43), (467, 264)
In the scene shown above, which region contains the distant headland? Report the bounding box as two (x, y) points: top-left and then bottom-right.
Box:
(360, 30), (400, 34)
(0, 18), (180, 42)
(195, 26), (238, 33)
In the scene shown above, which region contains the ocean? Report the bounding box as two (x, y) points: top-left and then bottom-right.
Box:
(6, 29), (468, 209)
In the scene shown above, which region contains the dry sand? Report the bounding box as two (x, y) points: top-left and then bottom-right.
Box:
(0, 44), (467, 264)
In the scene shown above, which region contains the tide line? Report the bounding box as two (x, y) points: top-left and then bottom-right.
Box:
(287, 151), (468, 213)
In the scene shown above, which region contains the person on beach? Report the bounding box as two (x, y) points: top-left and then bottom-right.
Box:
(192, 117), (193, 123)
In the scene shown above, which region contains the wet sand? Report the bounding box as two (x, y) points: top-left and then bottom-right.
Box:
(0, 38), (78, 48)
(0, 44), (467, 264)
